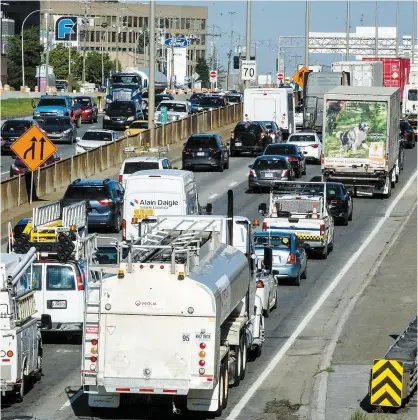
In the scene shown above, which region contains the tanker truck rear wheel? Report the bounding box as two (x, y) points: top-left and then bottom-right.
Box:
(239, 334), (247, 381)
(214, 362), (225, 417)
(222, 360), (229, 409)
(233, 344), (241, 387)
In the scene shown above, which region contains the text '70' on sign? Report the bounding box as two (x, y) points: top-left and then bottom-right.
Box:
(10, 125), (57, 172)
(241, 60), (257, 81)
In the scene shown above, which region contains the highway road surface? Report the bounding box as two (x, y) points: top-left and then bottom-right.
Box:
(1, 140), (416, 420)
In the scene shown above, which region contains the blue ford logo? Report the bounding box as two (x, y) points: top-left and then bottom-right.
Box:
(164, 38), (190, 48)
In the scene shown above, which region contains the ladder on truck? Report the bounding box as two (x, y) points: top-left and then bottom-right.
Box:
(370, 317), (417, 408)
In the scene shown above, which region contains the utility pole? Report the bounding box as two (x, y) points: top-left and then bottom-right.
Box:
(45, 2), (50, 93)
(245, 0), (251, 89)
(148, 0), (156, 147)
(82, 3), (88, 84)
(304, 0), (309, 68)
(170, 19), (175, 90)
(226, 11), (236, 91)
(395, 1), (399, 56)
(412, 0), (416, 65)
(346, 0), (350, 60)
(375, 0), (379, 57)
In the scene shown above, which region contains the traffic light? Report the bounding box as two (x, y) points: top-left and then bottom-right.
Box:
(234, 56), (240, 70)
(57, 233), (75, 263)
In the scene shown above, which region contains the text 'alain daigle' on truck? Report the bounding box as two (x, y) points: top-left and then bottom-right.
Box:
(322, 86), (401, 198)
(82, 191), (266, 416)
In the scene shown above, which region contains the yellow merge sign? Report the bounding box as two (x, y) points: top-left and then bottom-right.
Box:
(11, 125), (57, 172)
(292, 66), (309, 89)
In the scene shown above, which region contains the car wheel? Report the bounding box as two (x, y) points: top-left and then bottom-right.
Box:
(271, 286), (279, 310)
(292, 272), (301, 286)
(348, 205), (353, 221)
(113, 212), (121, 233)
(301, 264), (307, 279)
(263, 301), (270, 318)
(303, 165), (307, 175)
(76, 116), (82, 128)
(343, 213), (349, 226)
(320, 245), (328, 260)
(218, 161), (224, 172)
(224, 157), (230, 170)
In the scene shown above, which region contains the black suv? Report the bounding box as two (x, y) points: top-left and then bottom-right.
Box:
(103, 100), (143, 130)
(182, 134), (230, 172)
(264, 143), (306, 178)
(230, 121), (271, 156)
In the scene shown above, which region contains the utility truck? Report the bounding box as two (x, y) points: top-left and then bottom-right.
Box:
(331, 61), (383, 87)
(243, 88), (295, 140)
(82, 191), (265, 416)
(322, 86), (401, 198)
(257, 182), (334, 259)
(1, 249), (43, 401)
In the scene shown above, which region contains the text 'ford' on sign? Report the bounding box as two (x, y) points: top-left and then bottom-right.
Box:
(164, 38), (190, 48)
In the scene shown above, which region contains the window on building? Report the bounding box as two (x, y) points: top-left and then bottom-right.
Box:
(107, 16), (111, 26)
(95, 31), (100, 42)
(181, 18), (185, 29)
(128, 32), (132, 43)
(201, 34), (205, 46)
(144, 17), (148, 27)
(112, 32), (116, 43)
(122, 32), (127, 43)
(138, 17), (143, 27)
(134, 17), (138, 27)
(201, 19), (206, 30)
(175, 18), (180, 30)
(186, 19), (191, 30)
(127, 16), (132, 27)
(112, 16), (116, 25)
(90, 31), (94, 42)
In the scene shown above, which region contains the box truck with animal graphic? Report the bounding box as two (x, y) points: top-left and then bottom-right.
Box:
(322, 86), (401, 198)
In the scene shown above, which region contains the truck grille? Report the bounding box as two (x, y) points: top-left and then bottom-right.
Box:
(40, 112), (57, 116)
(111, 117), (126, 122)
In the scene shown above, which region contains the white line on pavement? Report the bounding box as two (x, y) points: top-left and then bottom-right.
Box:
(225, 170), (418, 420)
(208, 193), (219, 199)
(229, 181), (238, 187)
(59, 388), (84, 411)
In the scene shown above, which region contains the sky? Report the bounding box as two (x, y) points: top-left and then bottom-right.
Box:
(151, 0), (417, 75)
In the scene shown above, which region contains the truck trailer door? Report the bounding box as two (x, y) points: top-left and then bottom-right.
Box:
(254, 98), (276, 122)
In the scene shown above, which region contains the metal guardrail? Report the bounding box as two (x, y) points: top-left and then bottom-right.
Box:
(1, 104), (243, 214)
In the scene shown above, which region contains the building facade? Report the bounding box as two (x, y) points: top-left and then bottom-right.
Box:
(40, 1), (208, 76)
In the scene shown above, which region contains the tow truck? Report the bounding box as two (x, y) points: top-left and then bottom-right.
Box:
(1, 248), (43, 402)
(257, 181), (335, 259)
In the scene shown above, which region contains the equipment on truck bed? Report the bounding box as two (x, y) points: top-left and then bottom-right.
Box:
(369, 317), (417, 408)
(1, 249), (43, 401)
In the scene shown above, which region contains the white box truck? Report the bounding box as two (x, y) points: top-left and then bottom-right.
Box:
(322, 86), (401, 198)
(82, 193), (266, 416)
(243, 87), (295, 139)
(331, 61), (383, 87)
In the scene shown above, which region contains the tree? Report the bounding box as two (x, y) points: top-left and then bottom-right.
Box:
(137, 27), (150, 54)
(7, 27), (42, 89)
(85, 52), (116, 85)
(49, 45), (82, 80)
(207, 45), (226, 85)
(195, 57), (210, 88)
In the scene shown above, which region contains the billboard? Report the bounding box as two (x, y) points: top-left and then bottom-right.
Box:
(55, 16), (77, 42)
(324, 100), (388, 166)
(167, 48), (187, 87)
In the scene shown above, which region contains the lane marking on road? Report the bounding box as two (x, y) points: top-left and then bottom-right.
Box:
(225, 170), (418, 420)
(229, 181), (238, 188)
(208, 193), (219, 199)
(59, 388), (84, 410)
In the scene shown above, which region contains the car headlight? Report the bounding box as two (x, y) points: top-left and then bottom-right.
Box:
(106, 98), (112, 104)
(104, 115), (110, 120)
(198, 107), (203, 111)
(63, 129), (72, 134)
(34, 112), (40, 116)
(126, 116), (135, 122)
(170, 115), (179, 121)
(56, 111), (65, 116)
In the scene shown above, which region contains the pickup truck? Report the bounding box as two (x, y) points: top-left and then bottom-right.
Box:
(32, 95), (83, 127)
(257, 181), (335, 259)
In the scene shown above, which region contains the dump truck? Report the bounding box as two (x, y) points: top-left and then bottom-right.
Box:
(322, 86), (401, 198)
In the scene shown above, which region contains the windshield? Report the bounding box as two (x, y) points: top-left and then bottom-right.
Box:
(190, 93), (206, 101)
(130, 122), (148, 129)
(37, 98), (67, 107)
(82, 131), (113, 141)
(42, 117), (72, 126)
(227, 96), (241, 103)
(262, 122), (274, 130)
(158, 103), (187, 112)
(254, 235), (291, 249)
(123, 161), (159, 174)
(200, 97), (223, 106)
(408, 89), (417, 101)
(156, 96), (172, 104)
(74, 97), (91, 106)
(265, 145), (297, 155)
(107, 102), (135, 115)
(2, 121), (32, 131)
(64, 186), (109, 200)
(289, 135), (316, 142)
(235, 124), (262, 135)
(326, 186), (342, 198)
(185, 136), (217, 149)
(253, 158), (287, 170)
(111, 74), (140, 88)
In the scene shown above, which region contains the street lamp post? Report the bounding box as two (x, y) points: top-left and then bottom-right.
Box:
(245, 0), (251, 90)
(304, 0), (309, 68)
(148, 0), (156, 147)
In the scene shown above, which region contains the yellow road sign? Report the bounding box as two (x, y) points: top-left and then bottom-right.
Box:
(370, 359), (404, 407)
(292, 66), (309, 89)
(10, 125), (57, 172)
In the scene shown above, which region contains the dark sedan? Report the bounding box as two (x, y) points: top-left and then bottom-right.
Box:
(74, 96), (98, 123)
(1, 119), (37, 154)
(10, 151), (61, 177)
(39, 116), (77, 144)
(400, 120), (416, 149)
(263, 143), (306, 178)
(248, 155), (295, 192)
(198, 96), (227, 111)
(188, 93), (207, 113)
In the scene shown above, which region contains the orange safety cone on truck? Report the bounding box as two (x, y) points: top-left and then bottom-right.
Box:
(312, 204), (318, 218)
(272, 203), (278, 217)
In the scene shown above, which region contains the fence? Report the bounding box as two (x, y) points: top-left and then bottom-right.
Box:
(1, 103), (243, 214)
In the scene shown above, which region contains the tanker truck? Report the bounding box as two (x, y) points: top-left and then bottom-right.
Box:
(82, 192), (266, 416)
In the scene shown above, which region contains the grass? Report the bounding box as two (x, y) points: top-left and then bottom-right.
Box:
(350, 408), (406, 420)
(0, 98), (34, 119)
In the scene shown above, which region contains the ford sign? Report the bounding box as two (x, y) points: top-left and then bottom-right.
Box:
(164, 38), (190, 48)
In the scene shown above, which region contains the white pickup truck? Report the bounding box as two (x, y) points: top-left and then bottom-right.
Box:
(257, 182), (335, 259)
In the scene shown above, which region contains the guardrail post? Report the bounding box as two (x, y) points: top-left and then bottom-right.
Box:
(18, 175), (21, 206)
(37, 167), (40, 196)
(210, 111), (213, 130)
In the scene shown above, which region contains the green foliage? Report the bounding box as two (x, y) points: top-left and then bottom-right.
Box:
(0, 98), (33, 118)
(195, 57), (210, 88)
(7, 27), (42, 90)
(49, 45), (82, 80)
(137, 27), (149, 54)
(84, 52), (116, 85)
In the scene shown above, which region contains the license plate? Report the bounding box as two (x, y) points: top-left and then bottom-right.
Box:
(264, 173), (274, 178)
(235, 142), (242, 146)
(51, 300), (67, 309)
(197, 152), (205, 156)
(134, 208), (154, 219)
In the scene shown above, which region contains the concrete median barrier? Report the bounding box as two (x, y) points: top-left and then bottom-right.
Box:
(1, 103), (243, 214)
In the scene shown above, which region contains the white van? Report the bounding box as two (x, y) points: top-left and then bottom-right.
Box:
(122, 169), (211, 241)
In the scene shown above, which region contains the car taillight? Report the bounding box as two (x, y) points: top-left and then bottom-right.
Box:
(98, 199), (112, 205)
(311, 144), (319, 148)
(262, 221), (267, 231)
(287, 157), (298, 162)
(76, 274), (84, 291)
(119, 175), (123, 183)
(330, 199), (344, 204)
(250, 169), (257, 177)
(320, 224), (325, 236)
(286, 252), (296, 264)
(282, 170), (289, 177)
(184, 148), (192, 153)
(122, 219), (126, 241)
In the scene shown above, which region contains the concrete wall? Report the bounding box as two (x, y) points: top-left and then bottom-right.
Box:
(1, 103), (243, 214)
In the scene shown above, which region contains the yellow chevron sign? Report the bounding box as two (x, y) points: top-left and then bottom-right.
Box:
(370, 359), (404, 407)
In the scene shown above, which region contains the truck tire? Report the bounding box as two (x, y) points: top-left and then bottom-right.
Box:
(319, 245), (328, 260)
(239, 334), (247, 381)
(214, 363), (225, 416)
(16, 363), (28, 403)
(222, 360), (229, 409)
(263, 301), (271, 318)
(233, 345), (242, 387)
(382, 175), (392, 199)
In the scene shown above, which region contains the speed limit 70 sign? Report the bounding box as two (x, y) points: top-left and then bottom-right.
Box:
(241, 60), (257, 81)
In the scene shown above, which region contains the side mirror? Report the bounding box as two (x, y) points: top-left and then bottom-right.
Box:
(206, 203), (213, 215)
(258, 203), (267, 215)
(226, 142), (230, 147)
(183, 142), (186, 146)
(263, 246), (273, 273)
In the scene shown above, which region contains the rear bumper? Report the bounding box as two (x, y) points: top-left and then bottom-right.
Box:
(88, 212), (115, 226)
(183, 157), (222, 167)
(103, 121), (128, 130)
(37, 319), (83, 332)
(322, 170), (388, 188)
(272, 264), (300, 278)
(328, 205), (347, 219)
(249, 178), (289, 188)
(231, 145), (265, 154)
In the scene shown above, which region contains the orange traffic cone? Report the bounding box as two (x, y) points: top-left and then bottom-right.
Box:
(272, 203), (278, 217)
(312, 204), (318, 219)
